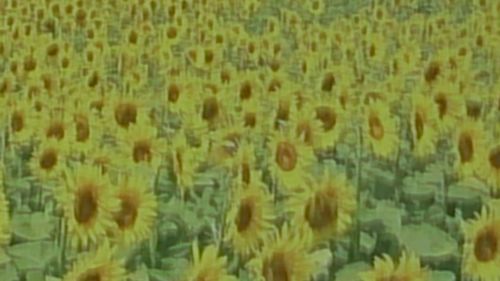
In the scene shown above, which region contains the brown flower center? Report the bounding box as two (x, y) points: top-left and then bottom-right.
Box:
(114, 194), (138, 230)
(201, 97), (219, 122)
(74, 185), (98, 224)
(321, 72), (335, 92)
(74, 114), (90, 142)
(167, 84), (180, 103)
(414, 112), (424, 140)
(474, 227), (498, 262)
(39, 148), (58, 171)
(458, 133), (474, 163)
(241, 162), (251, 184)
(369, 115), (384, 140)
(244, 112), (257, 128)
(240, 81), (252, 100)
(11, 110), (24, 132)
(133, 140), (152, 163)
(77, 270), (102, 281)
(235, 199), (254, 232)
(489, 146), (500, 169)
(315, 106), (336, 131)
(274, 101), (289, 129)
(114, 102), (137, 129)
(434, 94), (448, 119)
(262, 252), (290, 281)
(304, 190), (338, 230)
(424, 61), (440, 83)
(46, 121), (65, 140)
(275, 141), (297, 172)
(296, 121), (313, 146)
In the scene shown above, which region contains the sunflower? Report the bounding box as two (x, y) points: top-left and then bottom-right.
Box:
(230, 141), (261, 187)
(453, 119), (486, 179)
(478, 142), (500, 192)
(104, 91), (152, 134)
(287, 171), (356, 243)
(359, 252), (428, 281)
(6, 97), (36, 145)
(165, 75), (197, 115)
(0, 187), (10, 246)
(209, 124), (246, 168)
(115, 122), (166, 172)
(181, 240), (237, 281)
(410, 93), (439, 159)
(363, 101), (399, 159)
(268, 130), (315, 192)
(234, 70), (263, 104)
(84, 144), (119, 177)
(238, 98), (265, 136)
(62, 242), (126, 281)
(110, 174), (157, 246)
(289, 102), (324, 150)
(67, 103), (104, 156)
(225, 183), (275, 257)
(29, 138), (68, 183)
(462, 207), (500, 281)
(55, 165), (119, 250)
(169, 130), (206, 198)
(36, 108), (71, 143)
(431, 81), (466, 134)
(247, 224), (316, 281)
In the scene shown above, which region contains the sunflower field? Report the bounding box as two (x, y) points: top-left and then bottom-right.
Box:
(0, 0), (499, 280)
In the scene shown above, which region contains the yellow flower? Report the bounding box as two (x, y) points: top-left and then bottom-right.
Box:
(410, 93), (439, 159)
(247, 224), (316, 281)
(268, 130), (315, 192)
(478, 142), (500, 193)
(209, 124), (245, 169)
(0, 186), (10, 246)
(104, 91), (152, 134)
(110, 174), (157, 246)
(29, 138), (68, 183)
(359, 252), (428, 281)
(67, 103), (103, 156)
(311, 94), (346, 150)
(225, 183), (275, 257)
(182, 240), (237, 281)
(431, 80), (465, 134)
(115, 122), (166, 172)
(462, 207), (500, 281)
(165, 75), (197, 115)
(287, 171), (356, 243)
(453, 119), (486, 179)
(289, 102), (324, 149)
(363, 101), (399, 159)
(6, 97), (35, 145)
(56, 165), (119, 250)
(62, 242), (126, 281)
(230, 141), (260, 187)
(36, 109), (71, 143)
(169, 131), (205, 199)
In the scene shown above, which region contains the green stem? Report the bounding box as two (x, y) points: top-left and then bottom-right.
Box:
(349, 125), (363, 261)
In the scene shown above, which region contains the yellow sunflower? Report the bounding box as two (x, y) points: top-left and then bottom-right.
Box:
(110, 174), (157, 246)
(181, 240), (237, 281)
(104, 91), (152, 134)
(7, 97), (36, 145)
(311, 94), (346, 151)
(410, 93), (439, 159)
(247, 224), (316, 281)
(62, 242), (126, 281)
(478, 142), (500, 193)
(84, 144), (120, 177)
(169, 131), (206, 198)
(431, 80), (465, 134)
(55, 165), (119, 250)
(36, 108), (71, 143)
(453, 119), (486, 179)
(29, 138), (68, 183)
(359, 252), (428, 281)
(287, 171), (356, 243)
(230, 141), (260, 187)
(238, 99), (264, 135)
(115, 122), (166, 172)
(67, 103), (104, 156)
(165, 75), (198, 115)
(462, 207), (500, 281)
(289, 102), (324, 149)
(209, 124), (246, 168)
(363, 101), (399, 159)
(225, 183), (275, 257)
(268, 130), (315, 192)
(0, 187), (10, 246)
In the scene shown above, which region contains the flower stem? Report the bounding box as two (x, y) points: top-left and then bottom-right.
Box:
(349, 125), (363, 261)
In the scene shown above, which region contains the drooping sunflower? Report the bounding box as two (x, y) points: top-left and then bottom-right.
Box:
(363, 101), (399, 159)
(225, 183), (275, 257)
(453, 119), (486, 179)
(247, 224), (316, 281)
(0, 187), (11, 246)
(55, 165), (119, 250)
(410, 93), (439, 159)
(110, 174), (157, 246)
(29, 138), (68, 183)
(431, 80), (466, 134)
(287, 171), (356, 243)
(268, 130), (315, 192)
(359, 252), (428, 281)
(169, 131), (206, 199)
(115, 122), (166, 172)
(478, 142), (500, 194)
(62, 242), (126, 281)
(462, 207), (500, 281)
(181, 240), (238, 281)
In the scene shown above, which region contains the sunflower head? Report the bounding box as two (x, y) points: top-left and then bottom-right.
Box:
(363, 101), (399, 159)
(183, 240), (238, 281)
